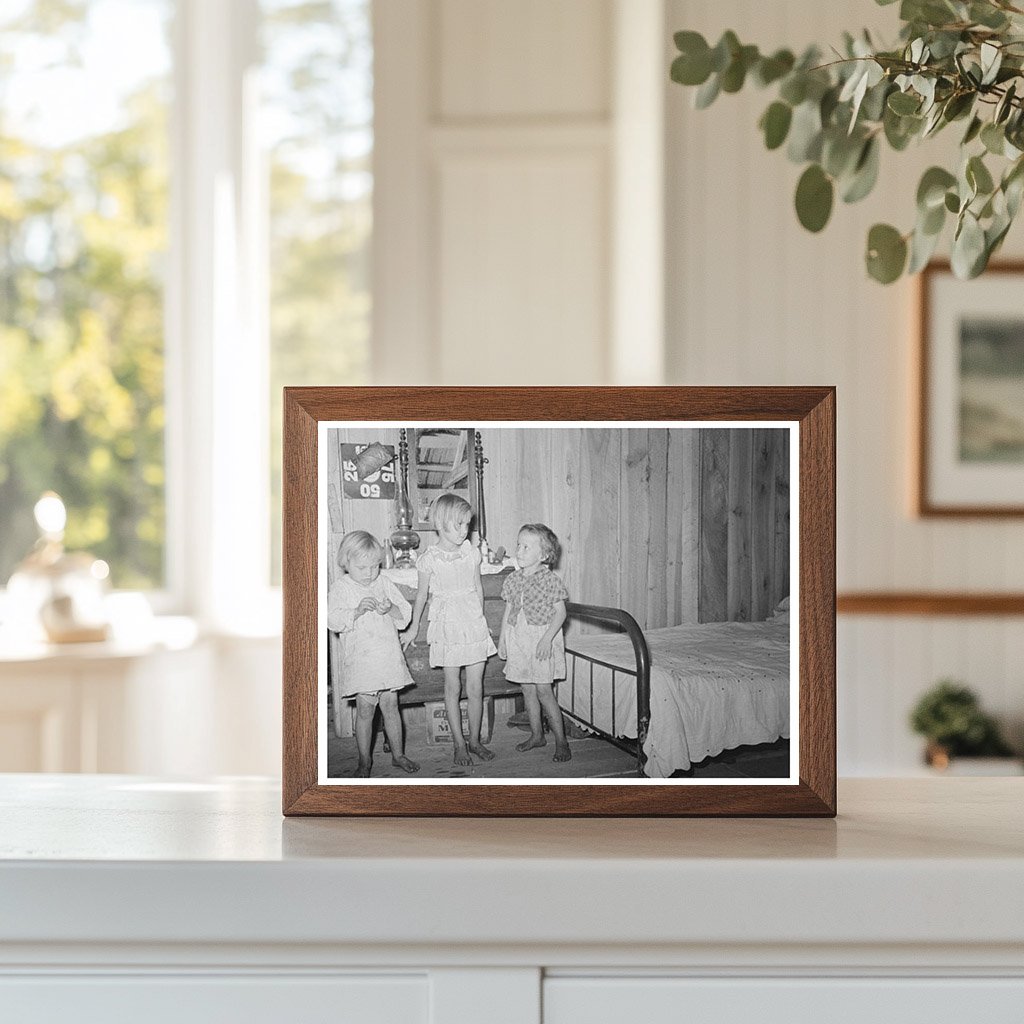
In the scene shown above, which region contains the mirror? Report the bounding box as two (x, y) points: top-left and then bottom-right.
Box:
(409, 428), (475, 530)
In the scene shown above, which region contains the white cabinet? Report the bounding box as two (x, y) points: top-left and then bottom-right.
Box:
(0, 636), (210, 773)
(0, 627), (281, 776)
(544, 978), (1024, 1023)
(1, 975), (428, 1024)
(1, 777), (1022, 1022)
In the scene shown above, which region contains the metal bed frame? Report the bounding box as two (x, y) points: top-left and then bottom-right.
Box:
(561, 602), (652, 777)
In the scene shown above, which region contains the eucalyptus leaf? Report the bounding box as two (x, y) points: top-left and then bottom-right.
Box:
(839, 62), (869, 104)
(945, 190), (961, 213)
(986, 213), (1012, 259)
(917, 166), (957, 210)
(920, 200), (946, 235)
(820, 86), (841, 126)
(721, 45), (759, 93)
(754, 49), (795, 87)
(951, 211), (986, 278)
(995, 82), (1017, 124)
(710, 31), (740, 73)
(967, 154), (995, 195)
(795, 164), (834, 232)
(927, 30), (962, 60)
(908, 221), (943, 273)
(861, 79), (892, 122)
(980, 42), (1003, 86)
(884, 106), (921, 149)
(760, 101), (793, 150)
(962, 115), (983, 145)
(888, 90), (921, 115)
(866, 223), (908, 283)
(694, 73), (721, 109)
(942, 91), (974, 122)
(981, 122), (1005, 155)
(980, 42), (1002, 86)
(958, 159), (978, 206)
(913, 74), (937, 114)
(922, 102), (946, 137)
(970, 2), (1009, 30)
(1006, 172), (1024, 218)
(787, 100), (824, 162)
(842, 137), (881, 203)
(904, 0), (958, 28)
(822, 129), (864, 177)
(1003, 157), (1024, 216)
(671, 46), (712, 87)
(674, 29), (707, 53)
(779, 74), (807, 106)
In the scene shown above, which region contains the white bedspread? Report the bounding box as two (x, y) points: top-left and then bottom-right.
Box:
(559, 622), (790, 778)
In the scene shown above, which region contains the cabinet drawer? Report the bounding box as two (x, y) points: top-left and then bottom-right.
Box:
(0, 974), (427, 1024)
(544, 977), (1024, 1023)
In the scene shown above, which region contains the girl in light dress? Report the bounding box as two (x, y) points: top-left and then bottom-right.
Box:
(403, 493), (497, 767)
(327, 531), (420, 778)
(498, 523), (571, 762)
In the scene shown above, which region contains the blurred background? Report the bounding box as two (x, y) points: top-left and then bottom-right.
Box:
(1, 0), (1021, 778)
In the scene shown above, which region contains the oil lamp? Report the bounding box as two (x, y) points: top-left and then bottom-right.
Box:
(5, 492), (110, 644)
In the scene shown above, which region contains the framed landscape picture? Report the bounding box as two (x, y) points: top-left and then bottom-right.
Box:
(917, 262), (1024, 516)
(282, 387), (836, 816)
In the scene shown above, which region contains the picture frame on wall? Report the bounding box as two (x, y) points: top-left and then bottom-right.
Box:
(282, 387), (836, 817)
(917, 261), (1024, 517)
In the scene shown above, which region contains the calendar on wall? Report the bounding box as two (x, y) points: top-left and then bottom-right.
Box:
(340, 443), (396, 500)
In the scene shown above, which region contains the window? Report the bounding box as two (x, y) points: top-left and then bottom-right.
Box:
(261, 0), (372, 582)
(0, 0), (373, 617)
(0, 0), (172, 589)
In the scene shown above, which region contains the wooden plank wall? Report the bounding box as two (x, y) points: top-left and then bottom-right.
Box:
(697, 428), (790, 624)
(327, 426), (790, 629)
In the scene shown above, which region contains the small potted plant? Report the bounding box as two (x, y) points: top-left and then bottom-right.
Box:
(909, 680), (1017, 772)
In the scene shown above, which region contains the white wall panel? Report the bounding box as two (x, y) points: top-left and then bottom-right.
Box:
(375, 0), (618, 385)
(666, 0), (1024, 774)
(437, 151), (607, 383)
(438, 0), (610, 120)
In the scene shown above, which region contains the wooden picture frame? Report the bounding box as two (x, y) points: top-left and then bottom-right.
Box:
(917, 261), (1024, 517)
(283, 387), (836, 816)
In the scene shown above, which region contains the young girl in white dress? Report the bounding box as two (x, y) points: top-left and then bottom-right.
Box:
(327, 531), (420, 778)
(403, 493), (497, 767)
(498, 523), (571, 762)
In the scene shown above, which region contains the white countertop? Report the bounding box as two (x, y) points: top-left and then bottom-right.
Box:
(1, 776), (1022, 952)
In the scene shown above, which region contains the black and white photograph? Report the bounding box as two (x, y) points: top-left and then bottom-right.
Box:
(318, 422), (796, 783)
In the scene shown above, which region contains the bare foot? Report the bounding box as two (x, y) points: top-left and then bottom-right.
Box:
(391, 755), (420, 773)
(553, 742), (572, 763)
(467, 741), (495, 761)
(354, 762), (372, 778)
(515, 734), (547, 752)
(453, 746), (474, 767)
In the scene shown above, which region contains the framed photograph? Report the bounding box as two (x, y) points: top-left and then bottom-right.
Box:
(283, 387), (835, 816)
(917, 261), (1024, 516)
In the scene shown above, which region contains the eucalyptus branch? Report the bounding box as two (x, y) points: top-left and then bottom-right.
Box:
(670, 2), (1024, 283)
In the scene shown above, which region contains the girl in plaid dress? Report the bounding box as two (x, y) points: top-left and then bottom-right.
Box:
(498, 523), (572, 762)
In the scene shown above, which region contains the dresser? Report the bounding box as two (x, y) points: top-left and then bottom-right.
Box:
(2, 776), (1023, 1022)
